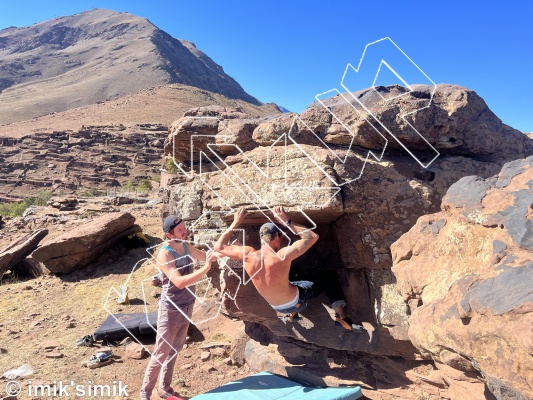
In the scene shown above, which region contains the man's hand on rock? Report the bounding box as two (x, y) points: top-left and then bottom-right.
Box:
(272, 206), (289, 225)
(232, 207), (246, 227)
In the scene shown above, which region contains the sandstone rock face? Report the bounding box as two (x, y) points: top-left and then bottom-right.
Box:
(242, 335), (454, 399)
(391, 156), (533, 399)
(164, 106), (270, 163)
(0, 229), (48, 275)
(164, 86), (533, 397)
(32, 212), (139, 273)
(311, 84), (532, 158)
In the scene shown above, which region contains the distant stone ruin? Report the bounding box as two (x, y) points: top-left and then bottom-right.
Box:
(0, 124), (168, 202)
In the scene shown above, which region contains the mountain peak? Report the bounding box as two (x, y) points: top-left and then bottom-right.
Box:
(0, 9), (260, 124)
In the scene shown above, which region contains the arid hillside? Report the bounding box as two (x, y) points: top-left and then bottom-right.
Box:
(0, 8), (262, 125)
(0, 83), (281, 138)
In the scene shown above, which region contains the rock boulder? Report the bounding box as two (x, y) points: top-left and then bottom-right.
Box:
(0, 229), (48, 275)
(391, 156), (533, 399)
(31, 212), (139, 273)
(164, 86), (533, 397)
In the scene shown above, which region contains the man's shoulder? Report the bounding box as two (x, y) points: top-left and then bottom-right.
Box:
(263, 249), (290, 265)
(277, 245), (292, 257)
(244, 247), (261, 259)
(156, 245), (175, 261)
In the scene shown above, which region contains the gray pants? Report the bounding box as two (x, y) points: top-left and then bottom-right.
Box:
(140, 302), (194, 399)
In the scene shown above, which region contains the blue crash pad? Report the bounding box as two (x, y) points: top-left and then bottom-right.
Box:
(190, 371), (362, 400)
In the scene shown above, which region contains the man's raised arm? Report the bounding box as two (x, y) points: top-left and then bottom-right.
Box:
(214, 207), (253, 260)
(272, 206), (318, 261)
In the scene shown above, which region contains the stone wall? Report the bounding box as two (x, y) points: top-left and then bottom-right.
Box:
(0, 124), (168, 201)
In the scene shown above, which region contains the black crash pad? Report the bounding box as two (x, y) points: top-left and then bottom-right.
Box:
(93, 312), (158, 341)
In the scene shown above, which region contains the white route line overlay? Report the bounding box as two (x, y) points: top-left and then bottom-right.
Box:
(171, 117), (325, 265)
(105, 36), (439, 366)
(339, 36), (439, 168)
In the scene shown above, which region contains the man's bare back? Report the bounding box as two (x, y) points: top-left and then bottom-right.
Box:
(242, 245), (297, 306)
(215, 206), (367, 332)
(214, 206), (318, 307)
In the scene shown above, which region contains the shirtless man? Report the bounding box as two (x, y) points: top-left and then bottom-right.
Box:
(214, 206), (364, 331)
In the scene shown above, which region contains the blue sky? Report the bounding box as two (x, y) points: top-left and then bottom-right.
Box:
(1, 1), (532, 132)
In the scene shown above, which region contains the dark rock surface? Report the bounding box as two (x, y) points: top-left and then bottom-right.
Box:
(392, 156), (533, 399)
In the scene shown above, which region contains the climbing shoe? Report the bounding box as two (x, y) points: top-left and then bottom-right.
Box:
(335, 314), (366, 332)
(282, 312), (300, 323)
(76, 334), (95, 347)
(81, 350), (113, 368)
(157, 387), (187, 399)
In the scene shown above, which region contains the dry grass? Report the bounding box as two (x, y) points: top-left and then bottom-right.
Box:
(0, 83), (281, 138)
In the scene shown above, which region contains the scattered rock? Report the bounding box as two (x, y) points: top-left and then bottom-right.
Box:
(200, 351), (211, 361)
(201, 341), (231, 349)
(200, 364), (216, 372)
(210, 347), (226, 357)
(31, 212), (140, 273)
(112, 197), (136, 206)
(29, 320), (43, 328)
(38, 340), (62, 350)
(119, 337), (133, 346)
(125, 342), (145, 359)
(45, 352), (63, 358)
(0, 229), (48, 276)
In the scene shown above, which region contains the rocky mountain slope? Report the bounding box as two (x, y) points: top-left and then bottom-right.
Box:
(0, 83), (281, 138)
(0, 8), (261, 125)
(0, 83), (279, 138)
